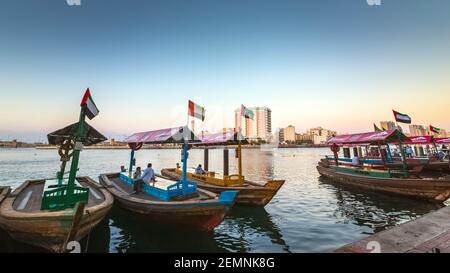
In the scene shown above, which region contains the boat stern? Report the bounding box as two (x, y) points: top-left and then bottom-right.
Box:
(218, 190), (239, 208)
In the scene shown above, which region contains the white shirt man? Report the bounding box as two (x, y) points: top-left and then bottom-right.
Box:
(141, 163), (155, 184)
(352, 155), (360, 166)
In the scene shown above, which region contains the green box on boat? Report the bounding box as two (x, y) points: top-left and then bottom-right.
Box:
(41, 184), (89, 210)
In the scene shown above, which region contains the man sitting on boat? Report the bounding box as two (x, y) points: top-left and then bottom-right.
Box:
(133, 166), (144, 194)
(195, 164), (206, 175)
(352, 154), (361, 166)
(142, 163), (156, 185)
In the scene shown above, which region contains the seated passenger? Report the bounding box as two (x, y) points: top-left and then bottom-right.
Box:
(141, 163), (156, 186)
(352, 154), (360, 166)
(195, 164), (206, 175)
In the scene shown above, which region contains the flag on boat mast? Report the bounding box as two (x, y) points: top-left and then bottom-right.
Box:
(373, 123), (382, 132)
(80, 88), (99, 120)
(241, 104), (254, 120)
(392, 110), (411, 124)
(188, 100), (205, 121)
(430, 125), (441, 134)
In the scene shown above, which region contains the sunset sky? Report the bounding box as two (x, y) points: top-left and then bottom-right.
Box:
(1, 0), (450, 142)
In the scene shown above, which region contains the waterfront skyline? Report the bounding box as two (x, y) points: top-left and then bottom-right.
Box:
(1, 0), (450, 142)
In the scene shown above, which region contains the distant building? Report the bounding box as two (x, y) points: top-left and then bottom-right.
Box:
(380, 121), (396, 131)
(308, 127), (337, 145)
(280, 125), (296, 143)
(235, 106), (272, 142)
(409, 125), (427, 136)
(295, 133), (313, 143)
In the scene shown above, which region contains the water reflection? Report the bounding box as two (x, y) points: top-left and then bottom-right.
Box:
(216, 207), (290, 253)
(106, 206), (227, 253)
(319, 176), (443, 234)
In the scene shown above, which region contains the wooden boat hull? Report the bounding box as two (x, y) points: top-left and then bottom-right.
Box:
(0, 177), (113, 253)
(161, 168), (285, 206)
(317, 165), (450, 203)
(99, 173), (237, 232)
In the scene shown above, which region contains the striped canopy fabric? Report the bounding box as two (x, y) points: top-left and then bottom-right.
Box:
(123, 126), (200, 144)
(328, 129), (409, 145)
(197, 131), (248, 146)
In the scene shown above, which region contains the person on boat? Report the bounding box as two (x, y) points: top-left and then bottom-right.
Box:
(133, 166), (142, 180)
(176, 163), (181, 169)
(351, 154), (360, 166)
(195, 164), (206, 175)
(141, 163), (156, 186)
(405, 146), (414, 158)
(133, 166), (144, 194)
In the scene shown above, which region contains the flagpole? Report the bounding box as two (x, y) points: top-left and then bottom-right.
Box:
(181, 102), (190, 194)
(66, 108), (86, 205)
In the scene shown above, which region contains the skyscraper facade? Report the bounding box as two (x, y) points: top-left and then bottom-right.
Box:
(235, 106), (272, 142)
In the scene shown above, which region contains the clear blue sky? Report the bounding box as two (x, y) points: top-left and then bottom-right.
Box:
(1, 0), (450, 142)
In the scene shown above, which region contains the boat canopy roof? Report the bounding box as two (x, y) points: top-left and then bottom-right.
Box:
(123, 126), (200, 144)
(328, 129), (409, 145)
(435, 137), (450, 144)
(390, 135), (434, 145)
(196, 131), (248, 146)
(47, 122), (107, 146)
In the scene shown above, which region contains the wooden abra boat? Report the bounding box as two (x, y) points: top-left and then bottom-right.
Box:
(317, 130), (450, 203)
(100, 172), (236, 231)
(0, 89), (113, 252)
(161, 168), (284, 206)
(103, 126), (238, 232)
(0, 177), (113, 252)
(161, 131), (284, 206)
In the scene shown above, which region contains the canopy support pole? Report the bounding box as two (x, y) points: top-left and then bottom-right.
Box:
(66, 109), (86, 203)
(386, 143), (393, 163)
(182, 142), (188, 194)
(204, 148), (209, 172)
(129, 149), (135, 178)
(238, 142), (243, 179)
(223, 148), (229, 176)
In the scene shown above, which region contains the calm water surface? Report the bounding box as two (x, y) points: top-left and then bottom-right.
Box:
(0, 148), (446, 252)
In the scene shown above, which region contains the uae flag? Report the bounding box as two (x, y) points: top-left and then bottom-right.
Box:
(80, 88), (99, 120)
(241, 104), (254, 120)
(430, 125), (441, 134)
(188, 100), (205, 121)
(392, 110), (411, 124)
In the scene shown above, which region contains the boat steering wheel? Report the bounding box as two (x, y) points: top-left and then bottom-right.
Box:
(58, 139), (75, 161)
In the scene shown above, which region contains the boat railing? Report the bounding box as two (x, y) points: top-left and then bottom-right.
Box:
(41, 184), (89, 210)
(325, 156), (384, 164)
(119, 173), (197, 201)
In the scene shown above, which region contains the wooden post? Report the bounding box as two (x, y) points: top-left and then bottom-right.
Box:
(238, 142), (243, 179)
(223, 148), (229, 176)
(204, 148), (209, 172)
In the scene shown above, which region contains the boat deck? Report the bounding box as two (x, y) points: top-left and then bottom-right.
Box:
(335, 206), (450, 253)
(12, 178), (105, 212)
(109, 176), (208, 201)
